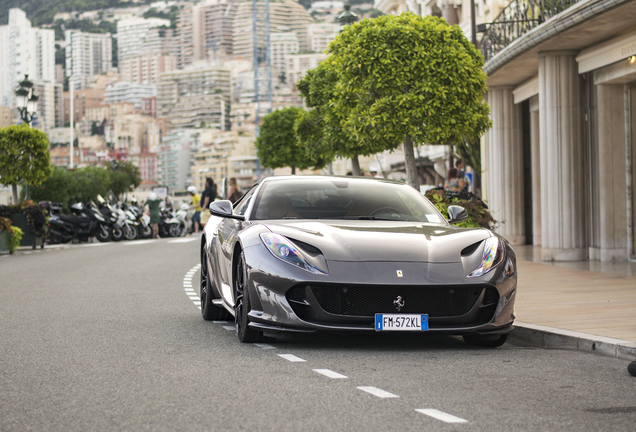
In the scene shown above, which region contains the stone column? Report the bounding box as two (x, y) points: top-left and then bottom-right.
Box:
(595, 84), (628, 261)
(529, 95), (542, 246)
(486, 87), (525, 245)
(538, 51), (587, 261)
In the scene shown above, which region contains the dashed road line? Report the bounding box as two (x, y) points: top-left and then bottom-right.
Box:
(313, 369), (347, 379)
(124, 240), (157, 245)
(212, 320), (228, 324)
(357, 386), (399, 399)
(278, 354), (306, 363)
(415, 409), (468, 424)
(222, 325), (236, 331)
(254, 343), (276, 349)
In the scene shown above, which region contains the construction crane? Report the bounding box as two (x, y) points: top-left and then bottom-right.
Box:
(251, 0), (272, 136)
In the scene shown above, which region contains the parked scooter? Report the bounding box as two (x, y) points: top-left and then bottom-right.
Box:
(172, 204), (189, 237)
(96, 195), (123, 242)
(47, 201), (110, 244)
(127, 198), (152, 239)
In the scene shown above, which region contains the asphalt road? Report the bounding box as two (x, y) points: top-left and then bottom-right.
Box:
(1, 238), (635, 431)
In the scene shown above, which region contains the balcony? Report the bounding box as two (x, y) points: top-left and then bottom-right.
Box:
(481, 0), (582, 63)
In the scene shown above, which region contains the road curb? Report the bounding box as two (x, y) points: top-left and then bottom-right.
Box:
(510, 322), (636, 361)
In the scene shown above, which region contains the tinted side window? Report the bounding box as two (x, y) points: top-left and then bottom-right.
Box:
(234, 187), (256, 216)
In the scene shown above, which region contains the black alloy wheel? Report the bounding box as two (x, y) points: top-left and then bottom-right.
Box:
(111, 226), (123, 242)
(169, 223), (182, 237)
(200, 246), (231, 321)
(234, 251), (263, 343)
(96, 224), (111, 242)
(140, 224), (152, 238)
(463, 333), (508, 348)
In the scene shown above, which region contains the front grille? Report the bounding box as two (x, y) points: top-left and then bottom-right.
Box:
(287, 284), (496, 318)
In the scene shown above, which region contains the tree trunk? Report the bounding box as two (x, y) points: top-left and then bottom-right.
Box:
(11, 184), (18, 205)
(351, 156), (361, 176)
(327, 163), (334, 175)
(403, 135), (420, 190)
(291, 165), (296, 175)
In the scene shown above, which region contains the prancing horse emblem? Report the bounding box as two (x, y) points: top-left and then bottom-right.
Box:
(393, 296), (405, 311)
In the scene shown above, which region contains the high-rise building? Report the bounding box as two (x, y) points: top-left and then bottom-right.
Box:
(232, 0), (313, 62)
(157, 65), (231, 130)
(306, 23), (340, 53)
(119, 27), (176, 84)
(105, 82), (156, 109)
(270, 32), (299, 76)
(175, 0), (236, 70)
(65, 30), (114, 90)
(117, 17), (171, 65)
(0, 8), (55, 107)
(33, 81), (63, 132)
(287, 52), (327, 88)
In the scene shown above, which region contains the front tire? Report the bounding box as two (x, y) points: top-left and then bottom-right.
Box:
(111, 226), (124, 242)
(96, 224), (111, 242)
(123, 224), (136, 240)
(463, 333), (508, 348)
(234, 251), (263, 343)
(200, 246), (231, 321)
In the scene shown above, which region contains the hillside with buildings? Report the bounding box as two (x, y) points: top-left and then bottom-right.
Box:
(1, 0), (383, 200)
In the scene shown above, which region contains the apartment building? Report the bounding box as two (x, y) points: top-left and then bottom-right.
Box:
(271, 32), (299, 76)
(117, 17), (171, 65)
(33, 81), (63, 133)
(63, 88), (106, 125)
(175, 0), (237, 69)
(306, 23), (340, 53)
(0, 8), (55, 107)
(64, 30), (113, 90)
(105, 82), (156, 109)
(232, 0), (313, 62)
(157, 65), (231, 130)
(158, 129), (201, 191)
(287, 53), (327, 88)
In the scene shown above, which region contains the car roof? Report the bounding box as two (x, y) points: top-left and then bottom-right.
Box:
(259, 175), (405, 186)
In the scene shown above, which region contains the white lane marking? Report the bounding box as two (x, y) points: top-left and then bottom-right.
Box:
(213, 321), (229, 324)
(313, 369), (347, 379)
(184, 290), (196, 294)
(254, 343), (276, 349)
(222, 325), (235, 331)
(415, 409), (468, 424)
(183, 284), (193, 287)
(45, 244), (67, 248)
(124, 240), (156, 245)
(357, 387), (399, 399)
(168, 237), (199, 243)
(278, 354), (306, 363)
(79, 243), (110, 247)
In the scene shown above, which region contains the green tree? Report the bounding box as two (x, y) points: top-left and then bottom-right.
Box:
(108, 160), (141, 198)
(296, 63), (387, 176)
(31, 165), (112, 211)
(256, 107), (326, 174)
(328, 13), (491, 188)
(0, 125), (52, 204)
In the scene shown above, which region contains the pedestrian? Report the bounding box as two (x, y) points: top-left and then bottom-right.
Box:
(200, 177), (217, 227)
(188, 185), (202, 234)
(145, 192), (161, 239)
(444, 168), (464, 192)
(228, 178), (242, 204)
(456, 160), (466, 180)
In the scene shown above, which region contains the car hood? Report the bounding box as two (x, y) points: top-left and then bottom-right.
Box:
(263, 220), (491, 263)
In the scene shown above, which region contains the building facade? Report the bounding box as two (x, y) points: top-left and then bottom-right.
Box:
(65, 30), (114, 90)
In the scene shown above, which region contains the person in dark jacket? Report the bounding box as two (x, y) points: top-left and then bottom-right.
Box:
(200, 177), (216, 227)
(229, 178), (242, 203)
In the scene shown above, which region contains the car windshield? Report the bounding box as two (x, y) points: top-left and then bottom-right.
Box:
(251, 178), (445, 223)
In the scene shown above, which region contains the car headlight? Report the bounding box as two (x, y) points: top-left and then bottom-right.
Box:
(468, 237), (503, 277)
(260, 233), (328, 275)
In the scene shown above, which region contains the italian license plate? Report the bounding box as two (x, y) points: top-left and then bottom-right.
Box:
(375, 314), (429, 331)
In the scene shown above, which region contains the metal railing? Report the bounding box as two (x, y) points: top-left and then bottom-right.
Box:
(481, 0), (583, 62)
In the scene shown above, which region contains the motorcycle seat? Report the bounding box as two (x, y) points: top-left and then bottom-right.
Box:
(60, 214), (90, 224)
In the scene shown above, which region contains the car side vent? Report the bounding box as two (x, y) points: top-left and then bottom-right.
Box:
(461, 241), (482, 257)
(289, 238), (322, 255)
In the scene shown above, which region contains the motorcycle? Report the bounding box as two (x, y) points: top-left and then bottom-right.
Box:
(127, 199), (152, 239)
(171, 204), (189, 237)
(97, 195), (123, 242)
(47, 201), (110, 244)
(158, 206), (181, 238)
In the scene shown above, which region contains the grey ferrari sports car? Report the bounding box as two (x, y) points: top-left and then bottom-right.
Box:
(200, 176), (516, 347)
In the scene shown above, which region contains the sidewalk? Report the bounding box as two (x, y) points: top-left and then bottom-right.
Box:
(510, 246), (636, 361)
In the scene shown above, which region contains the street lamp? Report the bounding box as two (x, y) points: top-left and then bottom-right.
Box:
(336, 2), (359, 26)
(14, 74), (39, 125)
(14, 74), (39, 200)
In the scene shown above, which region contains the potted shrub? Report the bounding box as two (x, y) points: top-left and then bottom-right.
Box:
(0, 201), (46, 249)
(0, 217), (23, 254)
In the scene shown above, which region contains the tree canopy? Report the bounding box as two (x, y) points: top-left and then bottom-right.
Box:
(256, 107), (326, 174)
(326, 13), (491, 188)
(296, 63), (388, 175)
(0, 125), (52, 203)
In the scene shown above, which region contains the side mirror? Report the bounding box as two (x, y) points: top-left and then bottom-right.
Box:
(447, 205), (468, 224)
(210, 200), (244, 220)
